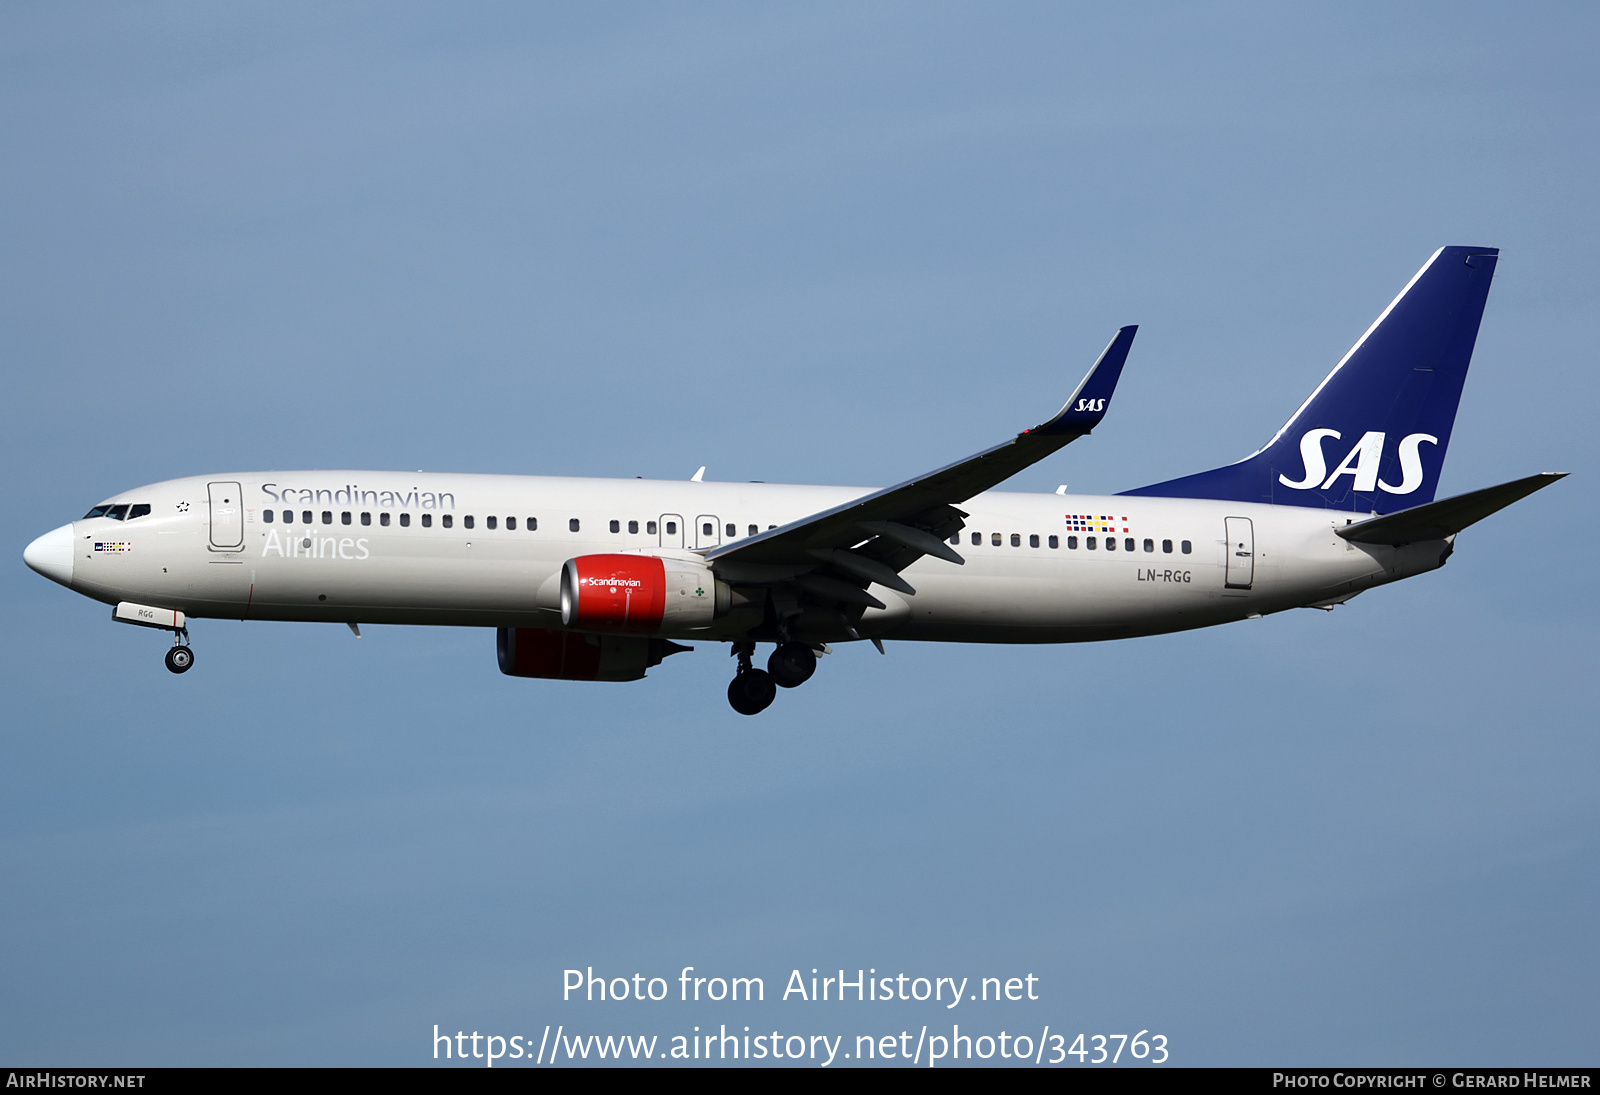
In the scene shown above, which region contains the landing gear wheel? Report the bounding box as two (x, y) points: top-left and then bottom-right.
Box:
(727, 668), (776, 715)
(768, 642), (816, 688)
(165, 645), (194, 674)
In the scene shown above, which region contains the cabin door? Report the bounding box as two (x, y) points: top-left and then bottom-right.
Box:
(1224, 516), (1254, 590)
(208, 482), (244, 550)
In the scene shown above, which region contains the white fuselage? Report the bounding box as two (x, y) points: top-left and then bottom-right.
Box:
(47, 471), (1450, 644)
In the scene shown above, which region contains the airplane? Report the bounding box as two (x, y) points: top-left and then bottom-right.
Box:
(23, 246), (1564, 715)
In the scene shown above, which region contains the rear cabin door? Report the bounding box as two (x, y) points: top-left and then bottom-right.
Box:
(1224, 516), (1254, 589)
(208, 482), (245, 550)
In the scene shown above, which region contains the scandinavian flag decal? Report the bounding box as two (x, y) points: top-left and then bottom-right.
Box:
(1064, 514), (1128, 533)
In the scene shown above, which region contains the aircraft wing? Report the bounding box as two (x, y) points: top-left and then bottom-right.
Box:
(1336, 471), (1566, 546)
(704, 326), (1137, 604)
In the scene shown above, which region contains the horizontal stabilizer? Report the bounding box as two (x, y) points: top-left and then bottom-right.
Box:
(1336, 472), (1566, 545)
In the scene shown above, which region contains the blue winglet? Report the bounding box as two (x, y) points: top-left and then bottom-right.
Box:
(1034, 325), (1138, 435)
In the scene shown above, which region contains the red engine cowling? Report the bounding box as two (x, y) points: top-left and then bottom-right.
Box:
(496, 627), (688, 682)
(559, 554), (723, 633)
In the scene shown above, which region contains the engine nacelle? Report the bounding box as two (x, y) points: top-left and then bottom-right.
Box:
(559, 553), (726, 634)
(496, 627), (688, 682)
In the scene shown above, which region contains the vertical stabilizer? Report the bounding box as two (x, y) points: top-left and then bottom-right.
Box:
(1121, 246), (1499, 513)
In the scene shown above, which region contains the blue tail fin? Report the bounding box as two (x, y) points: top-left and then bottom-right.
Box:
(1121, 246), (1500, 513)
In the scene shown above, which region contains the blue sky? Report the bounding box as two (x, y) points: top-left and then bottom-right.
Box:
(3, 2), (1596, 1066)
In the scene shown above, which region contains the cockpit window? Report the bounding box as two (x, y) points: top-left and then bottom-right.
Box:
(83, 505), (111, 519)
(128, 504), (151, 520)
(105, 504), (129, 520)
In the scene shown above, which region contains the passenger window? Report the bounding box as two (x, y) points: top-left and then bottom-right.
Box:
(971, 532), (981, 546)
(628, 520), (638, 534)
(1162, 539), (1173, 553)
(702, 522), (713, 536)
(322, 511), (332, 525)
(463, 516), (473, 529)
(302, 511), (313, 524)
(380, 513), (391, 527)
(748, 524), (758, 536)
(1048, 535), (1058, 548)
(991, 533), (1002, 546)
(1087, 536), (1097, 549)
(341, 512), (351, 525)
(610, 520), (620, 533)
(1068, 536), (1078, 549)
(664, 521), (675, 534)
(1029, 534), (1040, 548)
(83, 505), (111, 519)
(400, 513), (410, 527)
(487, 516), (497, 530)
(507, 516), (517, 530)
(1125, 538), (1135, 552)
(422, 514), (432, 528)
(1143, 538), (1153, 552)
(528, 518), (537, 531)
(949, 534), (960, 545)
(361, 512), (371, 526)
(1010, 533), (1021, 547)
(1181, 540), (1192, 553)
(768, 525), (776, 530)
(442, 515), (453, 528)
(647, 520), (657, 534)
(129, 504), (151, 519)
(263, 509), (275, 523)
(726, 523), (736, 537)
(570, 518), (581, 532)
(1106, 536), (1117, 551)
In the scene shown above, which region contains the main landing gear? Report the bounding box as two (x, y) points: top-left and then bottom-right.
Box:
(767, 641), (816, 688)
(726, 641), (819, 715)
(727, 643), (775, 715)
(164, 632), (194, 674)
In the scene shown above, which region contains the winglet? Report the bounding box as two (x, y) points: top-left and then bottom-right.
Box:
(1033, 325), (1137, 435)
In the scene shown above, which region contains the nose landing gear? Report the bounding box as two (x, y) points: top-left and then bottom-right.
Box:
(164, 632), (194, 674)
(727, 642), (776, 715)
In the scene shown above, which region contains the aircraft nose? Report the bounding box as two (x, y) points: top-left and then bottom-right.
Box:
(24, 524), (75, 587)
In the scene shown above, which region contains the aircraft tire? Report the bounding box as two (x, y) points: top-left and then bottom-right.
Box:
(727, 669), (776, 715)
(767, 642), (817, 688)
(165, 646), (194, 674)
